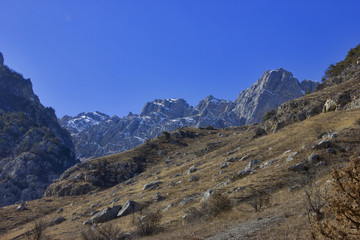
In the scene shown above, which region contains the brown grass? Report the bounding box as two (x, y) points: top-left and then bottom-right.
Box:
(1, 105), (360, 239)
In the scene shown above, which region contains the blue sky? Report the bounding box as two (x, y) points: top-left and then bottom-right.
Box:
(1, 0), (360, 117)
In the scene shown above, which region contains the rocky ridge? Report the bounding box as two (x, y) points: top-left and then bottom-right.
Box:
(62, 68), (318, 160)
(0, 52), (77, 207)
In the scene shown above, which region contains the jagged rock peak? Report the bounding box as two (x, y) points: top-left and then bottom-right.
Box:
(233, 68), (306, 124)
(0, 52), (4, 66)
(140, 98), (191, 118)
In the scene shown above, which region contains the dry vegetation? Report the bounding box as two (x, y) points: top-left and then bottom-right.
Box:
(1, 77), (360, 239)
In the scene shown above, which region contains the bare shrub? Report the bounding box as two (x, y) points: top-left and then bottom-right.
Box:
(246, 188), (270, 212)
(81, 223), (125, 240)
(304, 181), (327, 222)
(25, 219), (50, 240)
(132, 210), (162, 236)
(201, 191), (232, 218)
(311, 154), (360, 239)
(184, 191), (232, 223)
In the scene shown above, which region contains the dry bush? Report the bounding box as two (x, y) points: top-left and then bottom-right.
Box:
(201, 191), (232, 218)
(25, 219), (50, 240)
(81, 222), (125, 240)
(311, 154), (360, 239)
(185, 191), (232, 222)
(132, 210), (162, 237)
(304, 180), (327, 222)
(246, 188), (270, 212)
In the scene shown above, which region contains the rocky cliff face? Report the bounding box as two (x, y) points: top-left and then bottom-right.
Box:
(0, 53), (77, 207)
(61, 68), (318, 160)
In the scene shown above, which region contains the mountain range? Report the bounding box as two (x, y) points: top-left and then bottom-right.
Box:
(60, 68), (318, 160)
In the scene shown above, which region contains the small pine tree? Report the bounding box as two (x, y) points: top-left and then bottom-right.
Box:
(311, 154), (360, 239)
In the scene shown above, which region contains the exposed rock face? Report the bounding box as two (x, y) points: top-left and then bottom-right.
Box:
(232, 68), (311, 124)
(61, 68), (318, 160)
(0, 52), (76, 207)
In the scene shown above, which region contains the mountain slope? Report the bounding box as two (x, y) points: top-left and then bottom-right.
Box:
(0, 53), (77, 207)
(2, 69), (359, 239)
(62, 69), (317, 160)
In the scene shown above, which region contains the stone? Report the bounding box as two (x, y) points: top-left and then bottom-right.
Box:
(117, 200), (140, 217)
(178, 193), (201, 206)
(49, 217), (66, 226)
(240, 155), (250, 161)
(162, 203), (174, 212)
(189, 175), (199, 182)
(201, 189), (214, 202)
(16, 202), (28, 211)
(308, 154), (320, 164)
(153, 192), (165, 202)
(187, 166), (197, 174)
(142, 181), (163, 191)
(323, 99), (338, 112)
(245, 159), (260, 171)
(286, 152), (298, 162)
(221, 162), (230, 169)
(289, 162), (308, 172)
(224, 156), (240, 162)
(90, 205), (122, 224)
(313, 139), (332, 149)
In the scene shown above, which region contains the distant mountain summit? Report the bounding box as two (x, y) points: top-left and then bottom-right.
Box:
(0, 52), (77, 207)
(61, 68), (318, 160)
(233, 68), (312, 124)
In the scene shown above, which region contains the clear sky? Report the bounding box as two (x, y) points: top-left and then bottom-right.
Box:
(1, 0), (360, 118)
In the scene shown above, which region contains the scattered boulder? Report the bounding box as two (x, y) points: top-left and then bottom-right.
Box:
(245, 159), (260, 171)
(260, 159), (277, 168)
(178, 193), (201, 206)
(16, 202), (28, 211)
(286, 152), (298, 162)
(153, 192), (165, 202)
(201, 189), (214, 202)
(323, 99), (338, 112)
(90, 205), (122, 224)
(83, 219), (92, 225)
(232, 186), (245, 192)
(221, 162), (230, 169)
(189, 175), (199, 182)
(223, 150), (236, 156)
(49, 217), (66, 226)
(240, 155), (250, 161)
(162, 203), (174, 212)
(313, 139), (332, 149)
(308, 153), (320, 164)
(142, 181), (163, 191)
(117, 200), (140, 217)
(289, 162), (308, 172)
(237, 169), (252, 177)
(187, 166), (197, 174)
(225, 156), (240, 162)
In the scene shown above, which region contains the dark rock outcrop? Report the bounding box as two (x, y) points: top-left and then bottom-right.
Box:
(0, 52), (76, 207)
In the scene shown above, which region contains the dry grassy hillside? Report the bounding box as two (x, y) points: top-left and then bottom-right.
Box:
(1, 74), (360, 239)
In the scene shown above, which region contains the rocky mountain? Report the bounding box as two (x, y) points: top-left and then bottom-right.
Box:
(61, 68), (318, 160)
(0, 52), (77, 207)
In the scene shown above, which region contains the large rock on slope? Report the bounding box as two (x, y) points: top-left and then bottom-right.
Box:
(0, 52), (76, 207)
(61, 68), (317, 160)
